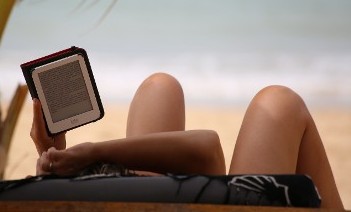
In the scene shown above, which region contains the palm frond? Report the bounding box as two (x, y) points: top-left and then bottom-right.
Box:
(69, 0), (87, 14)
(94, 0), (118, 28)
(0, 0), (16, 44)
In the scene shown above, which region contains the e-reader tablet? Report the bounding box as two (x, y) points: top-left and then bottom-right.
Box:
(21, 46), (104, 135)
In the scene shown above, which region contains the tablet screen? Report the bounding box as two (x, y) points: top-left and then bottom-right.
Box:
(38, 60), (93, 123)
(31, 52), (103, 134)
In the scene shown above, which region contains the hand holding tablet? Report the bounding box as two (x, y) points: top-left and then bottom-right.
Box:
(21, 47), (104, 135)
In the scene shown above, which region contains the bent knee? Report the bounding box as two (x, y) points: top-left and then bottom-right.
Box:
(144, 73), (181, 88)
(254, 85), (304, 106)
(140, 73), (183, 94)
(251, 85), (309, 120)
(257, 85), (298, 98)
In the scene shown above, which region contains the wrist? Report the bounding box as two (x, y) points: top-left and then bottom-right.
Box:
(35, 138), (53, 155)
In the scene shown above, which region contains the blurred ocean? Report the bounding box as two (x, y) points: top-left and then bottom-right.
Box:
(1, 0), (351, 107)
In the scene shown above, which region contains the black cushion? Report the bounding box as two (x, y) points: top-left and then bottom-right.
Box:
(0, 174), (321, 208)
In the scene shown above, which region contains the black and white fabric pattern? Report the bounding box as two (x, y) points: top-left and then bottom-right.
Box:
(228, 175), (292, 206)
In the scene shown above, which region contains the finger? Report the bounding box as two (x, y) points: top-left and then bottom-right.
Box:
(31, 100), (37, 138)
(42, 151), (52, 172)
(47, 149), (77, 176)
(49, 147), (65, 173)
(47, 147), (59, 165)
(36, 160), (50, 175)
(36, 157), (41, 175)
(32, 99), (51, 140)
(36, 153), (51, 175)
(32, 99), (41, 129)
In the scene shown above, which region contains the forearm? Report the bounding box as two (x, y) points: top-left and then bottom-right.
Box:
(92, 130), (226, 175)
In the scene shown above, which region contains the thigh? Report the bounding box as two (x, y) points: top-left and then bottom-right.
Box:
(229, 86), (343, 208)
(126, 73), (185, 137)
(229, 86), (306, 174)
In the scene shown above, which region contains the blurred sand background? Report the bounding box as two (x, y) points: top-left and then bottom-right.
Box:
(2, 100), (351, 209)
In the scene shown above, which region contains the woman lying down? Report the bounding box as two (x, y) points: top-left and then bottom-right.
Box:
(31, 73), (343, 209)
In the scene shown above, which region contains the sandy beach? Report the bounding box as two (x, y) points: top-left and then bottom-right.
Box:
(3, 100), (351, 209)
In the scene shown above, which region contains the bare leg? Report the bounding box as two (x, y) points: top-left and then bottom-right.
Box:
(125, 73), (185, 175)
(126, 72), (185, 137)
(229, 85), (343, 209)
(124, 73), (225, 175)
